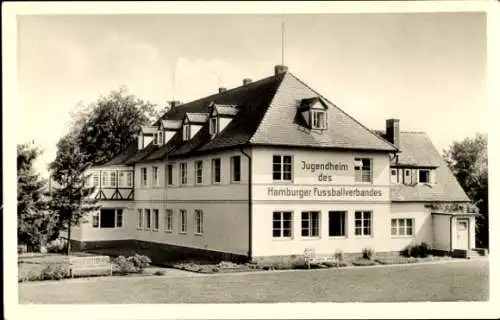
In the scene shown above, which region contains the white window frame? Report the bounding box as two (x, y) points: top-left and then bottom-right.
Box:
(166, 164), (174, 185)
(152, 166), (160, 187)
(354, 211), (372, 236)
(209, 117), (219, 136)
(158, 131), (164, 145)
(180, 162), (188, 185)
(391, 218), (414, 237)
(141, 168), (148, 187)
(194, 210), (204, 235)
(93, 208), (123, 229)
(179, 209), (187, 234)
(118, 171), (133, 187)
(418, 169), (431, 184)
(165, 209), (173, 232)
(272, 155), (293, 181)
(92, 172), (99, 187)
(354, 158), (373, 183)
(311, 110), (327, 130)
(195, 160), (203, 185)
(390, 168), (398, 184)
(301, 211), (320, 238)
(212, 158), (221, 184)
(328, 211), (347, 238)
(272, 211), (293, 239)
(231, 156), (241, 183)
(137, 208), (143, 229)
(182, 124), (190, 141)
(152, 209), (159, 231)
(144, 209), (151, 230)
(153, 132), (158, 145)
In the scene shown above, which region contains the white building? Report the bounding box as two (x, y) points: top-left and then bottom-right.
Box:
(71, 65), (476, 263)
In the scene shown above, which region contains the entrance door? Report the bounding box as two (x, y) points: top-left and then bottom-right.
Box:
(456, 219), (470, 250)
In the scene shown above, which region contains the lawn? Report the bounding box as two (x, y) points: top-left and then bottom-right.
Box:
(19, 259), (488, 303)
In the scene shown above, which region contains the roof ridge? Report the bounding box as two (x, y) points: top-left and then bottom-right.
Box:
(154, 72), (281, 126)
(285, 72), (398, 152)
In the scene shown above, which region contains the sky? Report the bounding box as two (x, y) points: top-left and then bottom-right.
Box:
(17, 12), (487, 177)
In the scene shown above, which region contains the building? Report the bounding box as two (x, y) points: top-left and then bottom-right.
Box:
(69, 65), (477, 263)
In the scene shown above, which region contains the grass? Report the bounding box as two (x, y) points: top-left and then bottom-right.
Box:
(18, 259), (489, 303)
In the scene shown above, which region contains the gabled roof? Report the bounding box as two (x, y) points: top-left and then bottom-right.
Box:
(141, 126), (157, 135)
(298, 97), (328, 111)
(161, 119), (183, 130)
(373, 131), (470, 202)
(119, 69), (397, 165)
(185, 112), (209, 124)
(213, 104), (239, 117)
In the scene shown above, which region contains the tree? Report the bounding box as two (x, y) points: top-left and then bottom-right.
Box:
(75, 86), (165, 165)
(49, 133), (100, 255)
(17, 142), (57, 251)
(443, 133), (488, 248)
(49, 87), (163, 254)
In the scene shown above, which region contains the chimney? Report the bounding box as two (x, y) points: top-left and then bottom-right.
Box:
(243, 78), (252, 86)
(386, 119), (400, 149)
(219, 87), (227, 93)
(168, 100), (181, 108)
(274, 64), (288, 76)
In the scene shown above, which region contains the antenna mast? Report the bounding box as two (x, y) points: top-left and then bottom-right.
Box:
(281, 14), (285, 65)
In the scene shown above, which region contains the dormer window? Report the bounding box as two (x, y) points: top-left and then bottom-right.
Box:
(182, 124), (191, 141)
(209, 117), (219, 136)
(311, 110), (326, 130)
(153, 132), (158, 145)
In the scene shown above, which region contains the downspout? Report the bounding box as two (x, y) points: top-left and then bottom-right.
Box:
(240, 147), (252, 261)
(449, 215), (453, 255)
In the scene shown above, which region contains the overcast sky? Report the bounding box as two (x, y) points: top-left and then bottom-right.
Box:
(17, 12), (486, 176)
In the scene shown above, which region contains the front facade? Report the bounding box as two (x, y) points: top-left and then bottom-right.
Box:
(70, 65), (476, 262)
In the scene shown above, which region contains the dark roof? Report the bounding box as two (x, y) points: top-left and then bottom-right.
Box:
(94, 142), (138, 167)
(384, 132), (470, 202)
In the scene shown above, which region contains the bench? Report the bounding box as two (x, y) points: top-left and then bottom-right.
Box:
(69, 255), (113, 278)
(303, 248), (337, 269)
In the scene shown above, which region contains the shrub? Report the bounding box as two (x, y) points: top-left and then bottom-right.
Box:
(362, 247), (375, 260)
(40, 264), (70, 280)
(418, 242), (430, 258)
(113, 256), (136, 274)
(18, 269), (43, 282)
(46, 238), (68, 254)
(401, 243), (431, 258)
(127, 254), (152, 272)
(153, 270), (165, 276)
(352, 259), (376, 266)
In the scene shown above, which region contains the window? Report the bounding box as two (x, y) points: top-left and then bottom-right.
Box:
(419, 169), (430, 183)
(195, 161), (203, 184)
(144, 209), (151, 230)
(301, 211), (320, 237)
(167, 164), (173, 185)
(152, 167), (160, 187)
(390, 169), (398, 184)
(92, 212), (99, 228)
(110, 172), (117, 187)
(152, 209), (159, 231)
(311, 110), (326, 129)
(92, 172), (99, 186)
(183, 124), (190, 141)
(165, 209), (173, 232)
(209, 117), (218, 135)
(179, 210), (187, 233)
(354, 158), (372, 183)
(328, 211), (346, 237)
(272, 211), (292, 238)
(180, 162), (188, 185)
(102, 172), (109, 187)
(97, 209), (123, 229)
(158, 131), (164, 145)
(153, 132), (158, 145)
(231, 156), (241, 182)
(355, 211), (372, 236)
(195, 210), (204, 234)
(273, 155), (293, 181)
(212, 158), (221, 184)
(137, 209), (143, 229)
(141, 168), (148, 187)
(119, 171), (132, 187)
(391, 218), (414, 236)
